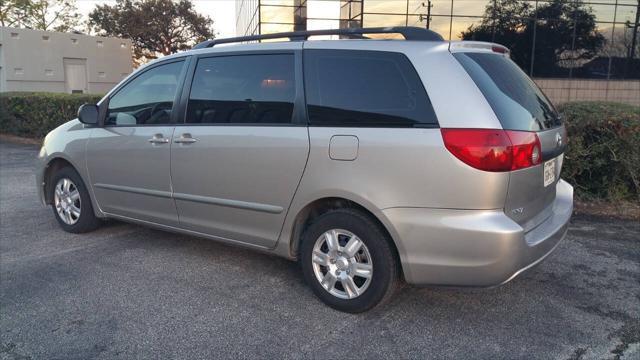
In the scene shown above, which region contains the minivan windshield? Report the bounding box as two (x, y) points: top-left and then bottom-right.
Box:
(453, 52), (562, 131)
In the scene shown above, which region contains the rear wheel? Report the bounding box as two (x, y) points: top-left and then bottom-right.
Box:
(300, 209), (399, 313)
(50, 166), (101, 233)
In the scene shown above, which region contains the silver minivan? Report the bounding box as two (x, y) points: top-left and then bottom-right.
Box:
(36, 27), (573, 313)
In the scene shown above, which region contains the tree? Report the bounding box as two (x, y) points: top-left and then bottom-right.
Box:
(461, 0), (605, 77)
(524, 0), (604, 75)
(0, 0), (21, 27)
(0, 0), (80, 32)
(461, 0), (532, 68)
(88, 0), (214, 62)
(465, 0), (532, 36)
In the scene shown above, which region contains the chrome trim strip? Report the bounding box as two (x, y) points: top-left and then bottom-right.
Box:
(93, 183), (172, 199)
(94, 183), (283, 214)
(102, 212), (271, 250)
(173, 192), (284, 214)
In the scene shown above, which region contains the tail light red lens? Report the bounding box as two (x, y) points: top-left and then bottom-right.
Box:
(441, 129), (542, 172)
(506, 130), (542, 170)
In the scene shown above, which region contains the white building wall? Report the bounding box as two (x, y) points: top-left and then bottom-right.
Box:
(535, 78), (640, 107)
(0, 27), (133, 94)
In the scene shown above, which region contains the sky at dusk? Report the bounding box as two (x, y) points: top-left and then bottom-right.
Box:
(74, 0), (635, 41)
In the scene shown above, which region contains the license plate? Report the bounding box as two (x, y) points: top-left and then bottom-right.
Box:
(543, 159), (556, 187)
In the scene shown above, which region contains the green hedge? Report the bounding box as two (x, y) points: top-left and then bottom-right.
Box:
(1, 93), (638, 201)
(559, 101), (640, 201)
(0, 92), (102, 139)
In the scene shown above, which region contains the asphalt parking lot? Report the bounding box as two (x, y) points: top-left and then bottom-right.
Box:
(1, 140), (638, 359)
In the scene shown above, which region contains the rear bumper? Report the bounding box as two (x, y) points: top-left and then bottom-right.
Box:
(383, 179), (573, 287)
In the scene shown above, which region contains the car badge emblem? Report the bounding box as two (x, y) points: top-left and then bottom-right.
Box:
(555, 133), (563, 147)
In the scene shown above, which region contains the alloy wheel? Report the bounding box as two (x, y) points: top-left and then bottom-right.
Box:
(54, 178), (81, 225)
(311, 229), (373, 299)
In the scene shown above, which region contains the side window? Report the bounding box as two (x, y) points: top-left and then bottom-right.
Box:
(187, 54), (295, 124)
(304, 50), (438, 127)
(106, 60), (185, 126)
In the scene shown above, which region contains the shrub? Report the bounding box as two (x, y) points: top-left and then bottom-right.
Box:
(559, 101), (640, 201)
(1, 94), (638, 202)
(0, 92), (103, 139)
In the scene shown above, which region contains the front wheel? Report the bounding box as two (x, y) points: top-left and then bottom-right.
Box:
(50, 166), (102, 233)
(300, 209), (399, 313)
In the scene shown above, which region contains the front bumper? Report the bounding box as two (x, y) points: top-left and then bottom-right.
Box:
(383, 179), (573, 287)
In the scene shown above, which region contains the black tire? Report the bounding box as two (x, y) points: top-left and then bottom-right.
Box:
(300, 208), (399, 313)
(50, 166), (102, 233)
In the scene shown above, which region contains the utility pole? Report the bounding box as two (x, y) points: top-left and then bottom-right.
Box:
(627, 1), (639, 61)
(624, 0), (639, 77)
(419, 1), (433, 29)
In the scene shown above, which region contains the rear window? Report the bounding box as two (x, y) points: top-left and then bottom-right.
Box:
(453, 52), (561, 131)
(304, 50), (438, 127)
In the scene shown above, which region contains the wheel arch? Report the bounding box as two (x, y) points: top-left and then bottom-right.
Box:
(43, 157), (77, 205)
(42, 155), (105, 219)
(286, 196), (405, 280)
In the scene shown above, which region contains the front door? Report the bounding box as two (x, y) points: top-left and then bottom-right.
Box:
(86, 59), (187, 226)
(170, 52), (309, 248)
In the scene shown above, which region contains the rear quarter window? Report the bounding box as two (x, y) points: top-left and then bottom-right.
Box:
(453, 52), (562, 131)
(304, 50), (438, 127)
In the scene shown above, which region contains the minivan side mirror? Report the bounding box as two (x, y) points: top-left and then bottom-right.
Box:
(78, 103), (99, 125)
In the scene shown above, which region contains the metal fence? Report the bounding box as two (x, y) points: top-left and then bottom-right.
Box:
(236, 0), (639, 80)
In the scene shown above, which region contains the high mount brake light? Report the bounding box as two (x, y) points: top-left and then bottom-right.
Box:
(491, 45), (509, 54)
(441, 129), (542, 172)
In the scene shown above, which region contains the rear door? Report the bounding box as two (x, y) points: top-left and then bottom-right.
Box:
(453, 50), (566, 231)
(170, 47), (309, 248)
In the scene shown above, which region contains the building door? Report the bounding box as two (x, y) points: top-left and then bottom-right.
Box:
(0, 44), (4, 92)
(63, 58), (87, 94)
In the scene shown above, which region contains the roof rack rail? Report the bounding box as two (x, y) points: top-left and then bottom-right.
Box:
(192, 26), (444, 49)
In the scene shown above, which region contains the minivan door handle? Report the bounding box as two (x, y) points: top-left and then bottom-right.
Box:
(174, 133), (197, 144)
(148, 134), (169, 144)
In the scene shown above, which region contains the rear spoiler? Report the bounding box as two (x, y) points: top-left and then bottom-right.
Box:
(449, 41), (510, 56)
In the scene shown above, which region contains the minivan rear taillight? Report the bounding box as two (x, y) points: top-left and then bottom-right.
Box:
(441, 129), (542, 172)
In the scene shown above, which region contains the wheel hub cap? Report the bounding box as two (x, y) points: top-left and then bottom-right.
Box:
(336, 257), (349, 270)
